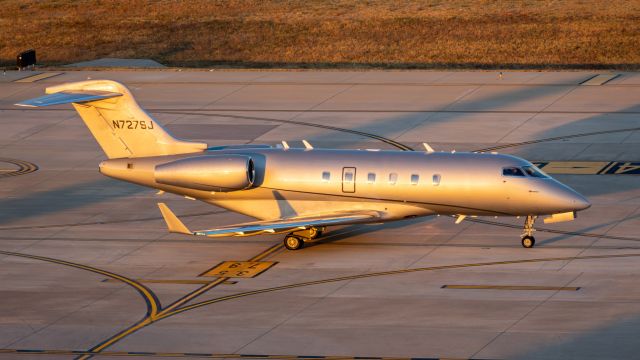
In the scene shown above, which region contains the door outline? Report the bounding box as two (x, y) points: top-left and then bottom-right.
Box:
(342, 167), (356, 193)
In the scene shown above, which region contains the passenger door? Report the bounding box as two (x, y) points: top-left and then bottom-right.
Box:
(342, 167), (356, 193)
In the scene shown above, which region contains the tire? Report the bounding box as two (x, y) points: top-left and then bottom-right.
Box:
(521, 235), (535, 248)
(284, 235), (304, 250)
(308, 227), (323, 239)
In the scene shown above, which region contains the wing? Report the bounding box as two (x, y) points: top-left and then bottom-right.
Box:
(157, 203), (381, 238)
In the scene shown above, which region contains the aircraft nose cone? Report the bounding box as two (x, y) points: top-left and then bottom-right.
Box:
(546, 180), (591, 213)
(572, 193), (591, 211)
(558, 186), (591, 211)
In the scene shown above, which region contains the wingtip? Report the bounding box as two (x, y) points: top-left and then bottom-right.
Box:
(14, 102), (37, 108)
(157, 202), (192, 235)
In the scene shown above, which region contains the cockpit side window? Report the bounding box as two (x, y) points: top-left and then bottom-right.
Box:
(522, 165), (548, 178)
(502, 167), (525, 177)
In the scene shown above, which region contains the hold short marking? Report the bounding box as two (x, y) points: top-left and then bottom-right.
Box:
(535, 161), (609, 175)
(200, 261), (277, 278)
(534, 161), (640, 175)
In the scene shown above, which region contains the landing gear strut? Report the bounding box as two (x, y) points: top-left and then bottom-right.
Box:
(521, 215), (537, 248)
(283, 227), (325, 250)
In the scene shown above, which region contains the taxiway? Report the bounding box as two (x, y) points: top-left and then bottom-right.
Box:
(1, 69), (640, 359)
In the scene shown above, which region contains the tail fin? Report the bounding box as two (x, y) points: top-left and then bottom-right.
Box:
(16, 80), (207, 159)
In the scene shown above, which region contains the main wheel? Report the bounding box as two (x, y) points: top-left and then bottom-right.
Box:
(284, 235), (305, 250)
(521, 235), (535, 248)
(308, 227), (323, 239)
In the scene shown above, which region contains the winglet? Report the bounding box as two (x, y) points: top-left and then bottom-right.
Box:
(157, 203), (192, 235)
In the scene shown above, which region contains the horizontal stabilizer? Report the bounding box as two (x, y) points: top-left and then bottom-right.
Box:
(15, 90), (122, 107)
(158, 202), (192, 235)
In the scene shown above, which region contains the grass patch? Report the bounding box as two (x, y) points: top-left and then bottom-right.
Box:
(1, 0), (639, 69)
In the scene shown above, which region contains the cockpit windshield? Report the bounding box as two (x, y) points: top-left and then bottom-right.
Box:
(502, 165), (549, 178)
(502, 167), (525, 177)
(522, 165), (548, 178)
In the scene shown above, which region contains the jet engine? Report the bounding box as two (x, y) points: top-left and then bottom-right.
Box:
(155, 155), (255, 192)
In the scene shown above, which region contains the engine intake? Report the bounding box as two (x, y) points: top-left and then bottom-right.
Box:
(155, 155), (255, 192)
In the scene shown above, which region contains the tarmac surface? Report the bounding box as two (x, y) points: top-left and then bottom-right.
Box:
(1, 69), (640, 359)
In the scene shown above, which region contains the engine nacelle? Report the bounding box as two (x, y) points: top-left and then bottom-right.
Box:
(155, 155), (255, 192)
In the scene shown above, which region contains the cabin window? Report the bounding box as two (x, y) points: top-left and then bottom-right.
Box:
(411, 174), (419, 185)
(502, 167), (525, 177)
(322, 171), (331, 182)
(344, 172), (354, 182)
(522, 166), (548, 178)
(388, 173), (398, 185)
(367, 173), (376, 183)
(127, 163), (134, 169)
(432, 174), (441, 186)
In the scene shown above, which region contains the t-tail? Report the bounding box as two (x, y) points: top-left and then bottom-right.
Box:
(15, 80), (207, 159)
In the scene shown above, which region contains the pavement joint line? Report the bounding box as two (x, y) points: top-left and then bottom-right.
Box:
(8, 106), (640, 114)
(160, 253), (640, 319)
(0, 349), (480, 360)
(441, 285), (581, 291)
(494, 84), (577, 144)
(232, 261), (357, 354)
(0, 210), (228, 231)
(0, 349), (488, 359)
(469, 271), (584, 358)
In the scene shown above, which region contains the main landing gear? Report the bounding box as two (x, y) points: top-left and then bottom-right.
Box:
(521, 215), (537, 248)
(283, 227), (324, 250)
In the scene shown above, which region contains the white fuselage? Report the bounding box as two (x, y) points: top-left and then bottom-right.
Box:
(99, 147), (590, 222)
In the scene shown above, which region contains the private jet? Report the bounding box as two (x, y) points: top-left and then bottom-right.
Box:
(17, 80), (590, 250)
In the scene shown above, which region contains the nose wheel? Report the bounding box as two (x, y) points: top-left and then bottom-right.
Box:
(521, 235), (535, 248)
(521, 215), (537, 248)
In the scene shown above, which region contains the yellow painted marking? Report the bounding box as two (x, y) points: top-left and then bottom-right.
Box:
(200, 261), (277, 278)
(0, 251), (159, 318)
(166, 253), (640, 318)
(14, 72), (62, 83)
(102, 278), (237, 285)
(540, 161), (608, 175)
(598, 161), (618, 174)
(83, 244), (285, 356)
(613, 162), (640, 174)
(581, 73), (619, 86)
(442, 285), (580, 291)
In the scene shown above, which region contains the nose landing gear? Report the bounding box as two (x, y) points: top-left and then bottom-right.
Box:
(521, 215), (537, 248)
(283, 226), (325, 250)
